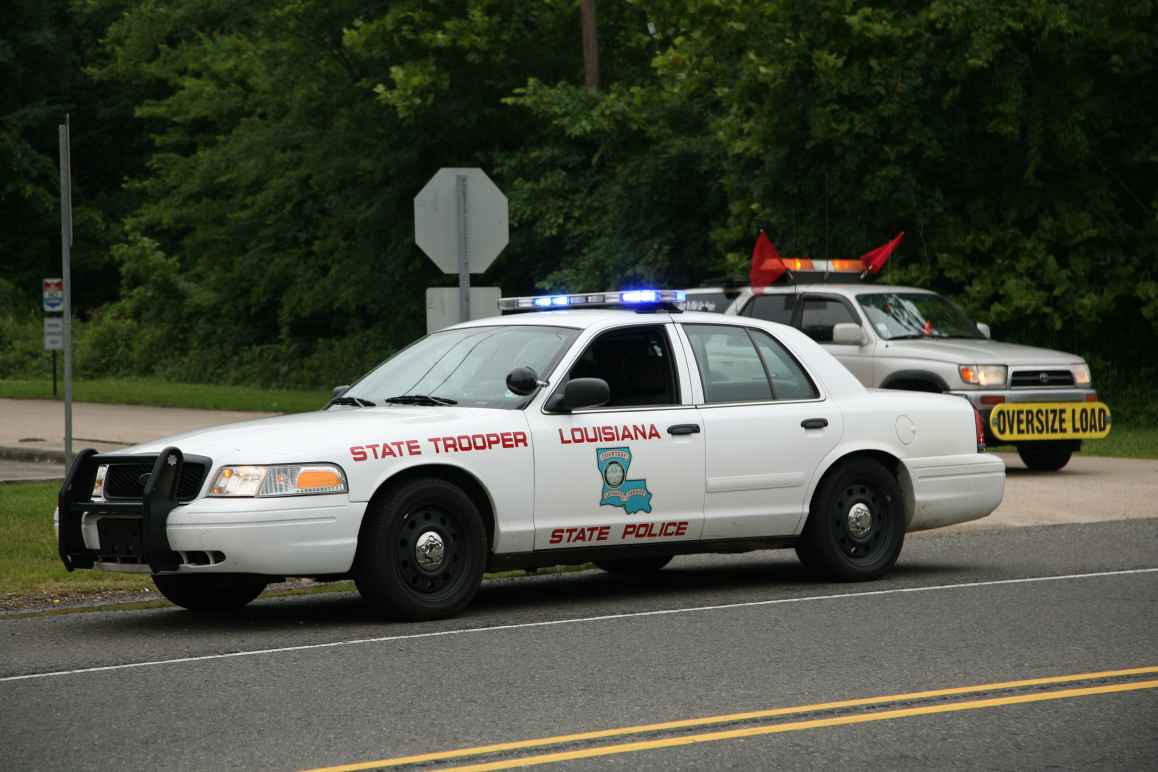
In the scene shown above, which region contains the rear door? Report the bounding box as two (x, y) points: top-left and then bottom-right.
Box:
(526, 323), (706, 550)
(676, 322), (842, 538)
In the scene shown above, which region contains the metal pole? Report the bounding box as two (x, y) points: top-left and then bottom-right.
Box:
(456, 174), (471, 323)
(58, 115), (74, 467)
(52, 351), (57, 397)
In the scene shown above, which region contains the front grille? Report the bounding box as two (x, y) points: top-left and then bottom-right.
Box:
(104, 462), (209, 501)
(1009, 369), (1075, 388)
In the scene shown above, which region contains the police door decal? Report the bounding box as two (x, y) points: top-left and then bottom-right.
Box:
(596, 447), (653, 514)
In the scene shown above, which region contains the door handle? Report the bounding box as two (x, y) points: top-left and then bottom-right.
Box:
(667, 424), (701, 436)
(800, 418), (829, 430)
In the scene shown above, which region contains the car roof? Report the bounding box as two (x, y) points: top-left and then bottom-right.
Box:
(446, 308), (771, 331)
(754, 283), (935, 296)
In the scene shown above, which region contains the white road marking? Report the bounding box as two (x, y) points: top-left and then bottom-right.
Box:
(3, 567), (1156, 685)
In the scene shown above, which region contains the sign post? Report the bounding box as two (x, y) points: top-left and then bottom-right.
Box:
(58, 116), (74, 467)
(415, 168), (509, 327)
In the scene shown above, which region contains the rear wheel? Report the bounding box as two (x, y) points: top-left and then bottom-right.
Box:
(796, 458), (904, 581)
(152, 573), (268, 612)
(1016, 441), (1075, 471)
(354, 478), (486, 621)
(595, 555), (673, 576)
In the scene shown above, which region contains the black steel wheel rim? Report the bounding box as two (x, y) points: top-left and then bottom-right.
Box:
(396, 506), (465, 598)
(833, 483), (890, 563)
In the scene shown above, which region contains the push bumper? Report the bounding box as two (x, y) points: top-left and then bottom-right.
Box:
(900, 453), (1006, 532)
(57, 447), (364, 576)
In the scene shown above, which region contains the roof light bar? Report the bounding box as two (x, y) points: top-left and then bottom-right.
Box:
(498, 289), (686, 313)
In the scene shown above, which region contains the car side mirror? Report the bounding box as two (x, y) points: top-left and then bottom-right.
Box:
(330, 384), (350, 399)
(832, 322), (868, 346)
(506, 366), (547, 397)
(545, 378), (610, 413)
(976, 322), (991, 339)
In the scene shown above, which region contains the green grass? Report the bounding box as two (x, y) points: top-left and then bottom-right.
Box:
(0, 483), (153, 600)
(1078, 424), (1158, 460)
(990, 424), (1158, 460)
(0, 378), (329, 413)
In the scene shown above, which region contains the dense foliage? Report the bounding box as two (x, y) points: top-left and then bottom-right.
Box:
(2, 0), (1155, 395)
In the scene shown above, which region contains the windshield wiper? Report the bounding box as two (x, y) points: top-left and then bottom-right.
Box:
(887, 334), (928, 340)
(384, 394), (458, 406)
(328, 396), (376, 407)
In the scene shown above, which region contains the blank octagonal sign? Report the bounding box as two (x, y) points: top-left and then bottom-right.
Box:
(414, 168), (509, 274)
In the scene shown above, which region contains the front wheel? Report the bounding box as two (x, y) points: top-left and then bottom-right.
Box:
(1016, 441), (1076, 471)
(795, 458), (904, 581)
(354, 478), (486, 621)
(152, 573), (268, 612)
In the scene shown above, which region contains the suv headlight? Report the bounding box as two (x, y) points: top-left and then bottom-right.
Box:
(1073, 364), (1091, 386)
(208, 464), (348, 497)
(958, 365), (1007, 387)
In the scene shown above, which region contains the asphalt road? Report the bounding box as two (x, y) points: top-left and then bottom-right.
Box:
(2, 519), (1156, 771)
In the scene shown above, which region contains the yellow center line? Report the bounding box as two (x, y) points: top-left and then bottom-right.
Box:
(303, 665), (1158, 772)
(443, 679), (1158, 772)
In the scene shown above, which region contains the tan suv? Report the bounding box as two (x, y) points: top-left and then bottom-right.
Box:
(693, 281), (1108, 471)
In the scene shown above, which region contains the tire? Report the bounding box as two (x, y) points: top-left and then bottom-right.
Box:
(1016, 441), (1075, 472)
(152, 573), (268, 612)
(795, 458), (904, 581)
(354, 478), (487, 621)
(595, 555), (673, 576)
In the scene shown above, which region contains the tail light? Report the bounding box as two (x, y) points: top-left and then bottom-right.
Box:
(974, 407), (986, 452)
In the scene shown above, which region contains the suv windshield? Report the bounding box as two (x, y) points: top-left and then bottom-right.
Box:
(857, 292), (983, 340)
(340, 325), (579, 410)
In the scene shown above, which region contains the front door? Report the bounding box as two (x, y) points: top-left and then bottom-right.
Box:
(798, 293), (876, 385)
(527, 324), (706, 551)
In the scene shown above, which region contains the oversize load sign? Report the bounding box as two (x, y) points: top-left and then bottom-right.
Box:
(989, 402), (1112, 441)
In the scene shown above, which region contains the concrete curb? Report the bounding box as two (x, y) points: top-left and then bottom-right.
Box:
(0, 445), (67, 464)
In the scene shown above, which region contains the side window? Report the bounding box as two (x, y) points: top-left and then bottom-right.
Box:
(683, 325), (773, 404)
(799, 297), (856, 342)
(741, 294), (797, 325)
(749, 330), (820, 401)
(567, 326), (677, 408)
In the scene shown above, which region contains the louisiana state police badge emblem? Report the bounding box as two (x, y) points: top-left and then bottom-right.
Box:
(596, 446), (653, 514)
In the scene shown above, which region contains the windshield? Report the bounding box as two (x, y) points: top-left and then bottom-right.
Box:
(857, 292), (983, 340)
(340, 325), (579, 410)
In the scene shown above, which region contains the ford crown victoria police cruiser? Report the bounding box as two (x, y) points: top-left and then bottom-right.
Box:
(56, 290), (1005, 620)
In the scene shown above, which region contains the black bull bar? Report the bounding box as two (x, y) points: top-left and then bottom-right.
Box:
(58, 446), (187, 574)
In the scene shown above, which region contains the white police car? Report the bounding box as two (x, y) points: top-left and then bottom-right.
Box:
(56, 290), (1004, 620)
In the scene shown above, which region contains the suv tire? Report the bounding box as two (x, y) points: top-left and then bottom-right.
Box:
(1016, 441), (1075, 472)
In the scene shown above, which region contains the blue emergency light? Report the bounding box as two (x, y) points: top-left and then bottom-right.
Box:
(499, 289), (686, 313)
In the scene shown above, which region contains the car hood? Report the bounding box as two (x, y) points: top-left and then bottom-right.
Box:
(121, 406), (517, 463)
(880, 338), (1083, 366)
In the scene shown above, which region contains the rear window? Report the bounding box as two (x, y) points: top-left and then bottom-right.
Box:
(741, 294), (797, 324)
(683, 290), (734, 313)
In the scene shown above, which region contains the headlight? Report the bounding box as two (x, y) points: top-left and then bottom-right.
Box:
(208, 464), (348, 497)
(958, 364), (1007, 387)
(1073, 364), (1091, 386)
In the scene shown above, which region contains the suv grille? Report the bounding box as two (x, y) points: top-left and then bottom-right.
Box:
(1010, 369), (1075, 388)
(104, 462), (209, 501)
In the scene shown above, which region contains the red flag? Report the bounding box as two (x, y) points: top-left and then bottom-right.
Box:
(749, 230), (786, 289)
(859, 232), (904, 275)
